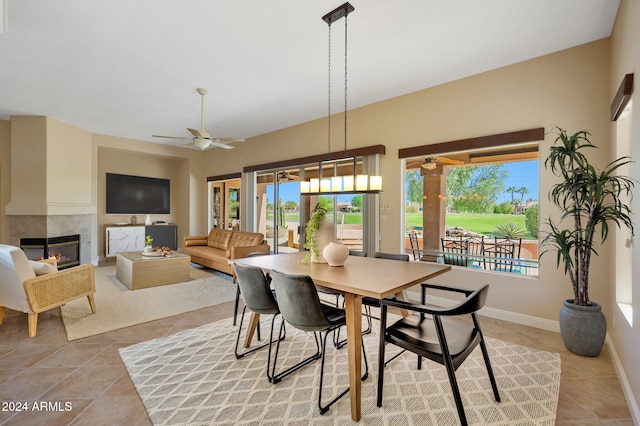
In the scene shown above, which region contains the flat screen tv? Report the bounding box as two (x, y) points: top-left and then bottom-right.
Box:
(106, 173), (170, 214)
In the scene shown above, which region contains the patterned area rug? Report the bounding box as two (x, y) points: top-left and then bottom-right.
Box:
(61, 265), (236, 341)
(119, 315), (561, 425)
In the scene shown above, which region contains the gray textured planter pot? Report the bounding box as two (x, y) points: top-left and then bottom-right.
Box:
(559, 300), (606, 357)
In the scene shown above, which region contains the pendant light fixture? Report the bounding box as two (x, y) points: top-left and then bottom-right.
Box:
(300, 2), (382, 195)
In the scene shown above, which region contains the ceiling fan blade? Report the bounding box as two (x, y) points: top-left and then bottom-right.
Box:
(187, 128), (210, 139)
(434, 156), (464, 165)
(211, 137), (245, 143)
(152, 134), (190, 140)
(210, 141), (235, 150)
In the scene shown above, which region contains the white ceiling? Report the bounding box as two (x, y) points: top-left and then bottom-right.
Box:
(0, 0), (619, 147)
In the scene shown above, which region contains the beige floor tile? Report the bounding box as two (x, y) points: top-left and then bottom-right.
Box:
(0, 265), (633, 425)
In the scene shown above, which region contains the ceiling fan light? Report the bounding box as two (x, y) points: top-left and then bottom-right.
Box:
(422, 159), (437, 170)
(194, 138), (210, 150)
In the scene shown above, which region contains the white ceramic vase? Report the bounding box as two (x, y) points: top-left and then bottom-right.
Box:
(311, 218), (335, 263)
(323, 242), (349, 267)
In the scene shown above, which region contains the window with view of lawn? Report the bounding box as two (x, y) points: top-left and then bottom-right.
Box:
(403, 137), (540, 276)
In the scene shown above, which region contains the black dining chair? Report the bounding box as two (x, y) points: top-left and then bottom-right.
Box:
(270, 269), (369, 415)
(376, 283), (500, 426)
(232, 263), (286, 383)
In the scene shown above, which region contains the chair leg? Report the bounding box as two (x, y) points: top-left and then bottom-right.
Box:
(234, 307), (283, 360)
(233, 286), (241, 326)
(27, 312), (38, 337)
(87, 295), (97, 314)
(319, 327), (369, 415)
(270, 329), (322, 384)
(334, 304), (373, 349)
(376, 306), (387, 407)
(479, 336), (501, 402)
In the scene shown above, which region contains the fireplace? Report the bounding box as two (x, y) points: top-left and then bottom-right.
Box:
(20, 234), (81, 270)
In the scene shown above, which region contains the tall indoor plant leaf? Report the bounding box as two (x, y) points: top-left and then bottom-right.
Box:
(542, 127), (635, 306)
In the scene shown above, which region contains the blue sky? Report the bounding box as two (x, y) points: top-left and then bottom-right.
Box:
(271, 160), (539, 204)
(497, 161), (539, 203)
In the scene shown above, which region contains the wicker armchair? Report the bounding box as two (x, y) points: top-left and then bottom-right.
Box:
(0, 244), (96, 337)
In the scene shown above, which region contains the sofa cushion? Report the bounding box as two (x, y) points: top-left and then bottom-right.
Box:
(207, 229), (232, 250)
(228, 231), (264, 248)
(184, 245), (228, 262)
(183, 238), (208, 247)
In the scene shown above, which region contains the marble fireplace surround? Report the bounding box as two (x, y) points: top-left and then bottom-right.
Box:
(9, 214), (95, 266)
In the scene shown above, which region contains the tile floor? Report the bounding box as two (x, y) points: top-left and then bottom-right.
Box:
(0, 266), (634, 425)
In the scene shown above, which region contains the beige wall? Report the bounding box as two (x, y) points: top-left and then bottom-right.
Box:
(202, 39), (612, 323)
(92, 133), (207, 259)
(0, 118), (208, 262)
(610, 0), (640, 417)
(47, 118), (93, 208)
(0, 119), (10, 242)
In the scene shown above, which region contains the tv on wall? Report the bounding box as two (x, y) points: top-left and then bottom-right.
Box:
(106, 173), (170, 215)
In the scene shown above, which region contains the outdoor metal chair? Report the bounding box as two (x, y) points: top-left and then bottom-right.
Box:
(441, 238), (471, 267)
(483, 239), (518, 272)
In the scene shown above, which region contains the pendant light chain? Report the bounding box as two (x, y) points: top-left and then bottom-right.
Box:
(327, 22), (332, 162)
(301, 3), (382, 196)
(344, 12), (348, 158)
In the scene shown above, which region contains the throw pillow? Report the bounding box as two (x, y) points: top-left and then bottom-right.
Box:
(29, 260), (57, 276)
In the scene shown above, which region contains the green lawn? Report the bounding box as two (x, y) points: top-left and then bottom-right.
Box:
(272, 211), (529, 237)
(406, 212), (532, 238)
(268, 212), (363, 225)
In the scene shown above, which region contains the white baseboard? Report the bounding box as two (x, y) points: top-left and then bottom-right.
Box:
(604, 338), (640, 424)
(406, 290), (559, 332)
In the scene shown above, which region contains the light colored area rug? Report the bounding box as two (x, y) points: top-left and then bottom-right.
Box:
(119, 315), (561, 425)
(61, 266), (236, 341)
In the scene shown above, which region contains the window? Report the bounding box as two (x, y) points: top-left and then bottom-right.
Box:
(615, 99), (633, 326)
(399, 128), (543, 275)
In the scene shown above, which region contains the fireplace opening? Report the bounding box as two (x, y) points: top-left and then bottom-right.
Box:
(20, 234), (81, 270)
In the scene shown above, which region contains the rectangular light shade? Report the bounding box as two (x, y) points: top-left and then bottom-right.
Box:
(320, 178), (331, 192)
(331, 176), (342, 192)
(300, 181), (310, 193)
(310, 178), (320, 193)
(343, 175), (354, 191)
(369, 175), (382, 191)
(355, 175), (368, 191)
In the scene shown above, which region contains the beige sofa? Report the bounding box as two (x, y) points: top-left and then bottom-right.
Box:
(182, 228), (270, 275)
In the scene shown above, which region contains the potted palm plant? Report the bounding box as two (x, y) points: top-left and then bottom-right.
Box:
(542, 127), (634, 356)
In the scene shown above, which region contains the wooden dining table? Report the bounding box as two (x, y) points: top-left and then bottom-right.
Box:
(235, 251), (451, 422)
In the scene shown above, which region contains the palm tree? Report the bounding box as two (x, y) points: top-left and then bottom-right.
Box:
(518, 187), (529, 203)
(506, 186), (518, 203)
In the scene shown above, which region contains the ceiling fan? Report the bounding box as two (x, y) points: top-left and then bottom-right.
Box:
(277, 171), (299, 182)
(152, 88), (245, 151)
(420, 156), (464, 170)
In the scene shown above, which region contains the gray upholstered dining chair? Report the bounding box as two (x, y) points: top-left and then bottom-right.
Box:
(233, 251), (270, 326)
(361, 252), (410, 334)
(376, 283), (500, 426)
(333, 252), (409, 349)
(234, 263), (318, 385)
(270, 269), (369, 415)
